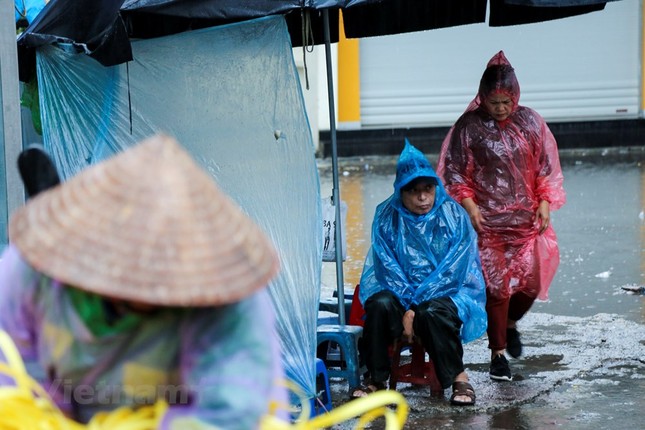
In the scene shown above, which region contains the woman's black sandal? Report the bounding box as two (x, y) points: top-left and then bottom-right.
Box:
(450, 381), (476, 406)
(349, 381), (387, 399)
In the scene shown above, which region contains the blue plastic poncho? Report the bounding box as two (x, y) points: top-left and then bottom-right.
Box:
(359, 140), (487, 343)
(14, 0), (46, 24)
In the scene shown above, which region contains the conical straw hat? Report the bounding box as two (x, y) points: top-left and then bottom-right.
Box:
(9, 134), (280, 306)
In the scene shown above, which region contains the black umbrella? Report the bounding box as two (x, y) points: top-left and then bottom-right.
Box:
(16, 0), (613, 73)
(15, 0), (619, 324)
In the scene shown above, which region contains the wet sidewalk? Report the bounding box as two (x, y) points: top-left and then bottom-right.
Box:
(318, 146), (645, 429)
(327, 310), (645, 429)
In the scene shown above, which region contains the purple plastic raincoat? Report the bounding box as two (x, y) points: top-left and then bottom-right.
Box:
(437, 51), (566, 301)
(0, 245), (287, 429)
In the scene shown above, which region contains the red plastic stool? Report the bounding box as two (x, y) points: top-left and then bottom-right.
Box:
(348, 284), (365, 327)
(389, 337), (444, 397)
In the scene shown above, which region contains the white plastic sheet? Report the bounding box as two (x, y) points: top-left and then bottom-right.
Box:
(35, 16), (321, 398)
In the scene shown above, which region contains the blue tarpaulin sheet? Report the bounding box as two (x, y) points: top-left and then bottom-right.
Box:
(14, 0), (46, 24)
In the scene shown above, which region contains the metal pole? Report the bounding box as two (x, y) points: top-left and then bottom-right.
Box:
(323, 9), (346, 326)
(1, 0), (24, 238)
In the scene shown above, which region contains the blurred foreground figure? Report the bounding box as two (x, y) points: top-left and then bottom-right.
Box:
(438, 51), (566, 382)
(0, 134), (286, 429)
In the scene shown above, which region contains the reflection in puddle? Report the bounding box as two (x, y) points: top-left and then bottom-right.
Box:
(467, 354), (567, 382)
(517, 361), (645, 430)
(319, 151), (645, 322)
(400, 360), (645, 430)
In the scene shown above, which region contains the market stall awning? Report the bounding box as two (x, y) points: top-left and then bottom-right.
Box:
(16, 0), (616, 80)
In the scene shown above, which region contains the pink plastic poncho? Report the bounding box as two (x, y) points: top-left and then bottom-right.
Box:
(437, 51), (566, 301)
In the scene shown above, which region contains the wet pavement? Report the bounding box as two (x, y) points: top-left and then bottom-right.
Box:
(325, 312), (645, 429)
(317, 146), (645, 429)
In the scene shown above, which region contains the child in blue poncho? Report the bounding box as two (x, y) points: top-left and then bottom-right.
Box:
(353, 141), (487, 406)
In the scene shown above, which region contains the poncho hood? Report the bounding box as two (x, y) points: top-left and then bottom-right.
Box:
(392, 140), (447, 217)
(462, 50), (521, 116)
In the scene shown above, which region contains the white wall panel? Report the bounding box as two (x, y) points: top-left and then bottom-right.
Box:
(359, 0), (640, 128)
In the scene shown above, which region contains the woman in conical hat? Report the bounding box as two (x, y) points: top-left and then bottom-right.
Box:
(438, 51), (566, 383)
(0, 134), (285, 428)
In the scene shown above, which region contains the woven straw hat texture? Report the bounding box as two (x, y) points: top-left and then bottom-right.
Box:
(9, 134), (280, 306)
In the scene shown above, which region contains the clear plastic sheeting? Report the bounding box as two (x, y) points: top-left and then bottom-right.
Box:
(0, 149), (6, 245)
(35, 16), (321, 398)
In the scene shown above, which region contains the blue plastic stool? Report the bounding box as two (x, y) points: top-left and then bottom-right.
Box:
(310, 358), (333, 417)
(316, 324), (364, 388)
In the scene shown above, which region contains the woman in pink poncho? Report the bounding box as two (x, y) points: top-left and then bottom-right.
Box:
(437, 51), (566, 382)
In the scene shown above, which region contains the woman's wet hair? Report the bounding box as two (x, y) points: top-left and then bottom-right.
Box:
(479, 64), (516, 97)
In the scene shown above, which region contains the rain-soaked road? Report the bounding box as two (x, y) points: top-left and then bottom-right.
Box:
(318, 146), (645, 429)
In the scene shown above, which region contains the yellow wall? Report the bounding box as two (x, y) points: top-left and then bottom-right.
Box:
(337, 13), (361, 126)
(642, 2), (645, 112)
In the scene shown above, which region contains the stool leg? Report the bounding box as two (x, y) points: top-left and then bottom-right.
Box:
(411, 343), (425, 379)
(316, 326), (365, 389)
(341, 336), (362, 388)
(389, 341), (402, 390)
(345, 360), (360, 388)
(389, 339), (445, 396)
(426, 360), (444, 396)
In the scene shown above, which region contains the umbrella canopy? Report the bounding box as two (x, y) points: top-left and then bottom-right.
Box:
(15, 0), (614, 80)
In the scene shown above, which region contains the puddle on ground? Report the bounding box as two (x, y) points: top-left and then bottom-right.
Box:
(332, 360), (645, 430)
(326, 313), (645, 429)
(319, 152), (645, 428)
(467, 354), (567, 381)
(490, 361), (645, 430)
